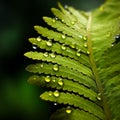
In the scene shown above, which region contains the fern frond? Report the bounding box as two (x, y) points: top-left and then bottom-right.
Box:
(50, 108), (100, 120)
(40, 91), (104, 119)
(28, 37), (90, 66)
(26, 63), (95, 88)
(34, 26), (87, 53)
(25, 0), (120, 119)
(99, 42), (120, 119)
(24, 51), (92, 77)
(28, 75), (97, 101)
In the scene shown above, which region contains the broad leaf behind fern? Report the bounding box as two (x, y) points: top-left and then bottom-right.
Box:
(24, 0), (120, 119)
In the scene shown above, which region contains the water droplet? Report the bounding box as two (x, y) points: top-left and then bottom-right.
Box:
(114, 34), (120, 44)
(43, 52), (49, 57)
(53, 64), (59, 71)
(40, 64), (44, 68)
(97, 93), (102, 101)
(32, 45), (37, 50)
(55, 17), (58, 20)
(87, 50), (90, 55)
(111, 44), (114, 47)
(50, 53), (56, 58)
(83, 43), (88, 47)
(62, 19), (65, 22)
(52, 19), (56, 23)
(49, 91), (53, 96)
(52, 17), (58, 23)
(37, 36), (42, 42)
(61, 44), (66, 50)
(70, 43), (76, 49)
(58, 78), (64, 86)
(66, 106), (72, 114)
(76, 49), (81, 57)
(53, 90), (60, 97)
(79, 35), (83, 39)
(54, 102), (58, 106)
(76, 52), (81, 57)
(62, 35), (66, 39)
(83, 36), (87, 41)
(52, 79), (56, 82)
(71, 21), (75, 25)
(46, 40), (53, 47)
(64, 5), (68, 9)
(45, 76), (51, 83)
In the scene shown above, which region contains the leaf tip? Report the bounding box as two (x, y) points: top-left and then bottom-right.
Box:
(34, 25), (40, 31)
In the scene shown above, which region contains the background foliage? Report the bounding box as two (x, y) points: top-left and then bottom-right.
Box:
(0, 0), (104, 119)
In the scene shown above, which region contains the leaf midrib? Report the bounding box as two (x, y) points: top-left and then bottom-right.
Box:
(86, 12), (112, 120)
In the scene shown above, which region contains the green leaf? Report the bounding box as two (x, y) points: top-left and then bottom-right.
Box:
(50, 108), (100, 120)
(28, 37), (90, 66)
(26, 63), (96, 88)
(40, 91), (104, 119)
(25, 0), (120, 119)
(34, 26), (87, 53)
(24, 51), (92, 77)
(28, 75), (97, 102)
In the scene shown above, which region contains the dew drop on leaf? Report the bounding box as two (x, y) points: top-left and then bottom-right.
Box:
(112, 34), (120, 46)
(45, 76), (51, 83)
(79, 35), (83, 39)
(61, 44), (66, 50)
(71, 21), (75, 25)
(46, 40), (53, 47)
(70, 43), (76, 49)
(76, 49), (81, 57)
(83, 42), (88, 47)
(66, 106), (72, 114)
(40, 64), (44, 68)
(48, 91), (53, 96)
(53, 64), (59, 71)
(87, 50), (90, 55)
(52, 79), (56, 82)
(36, 36), (42, 42)
(52, 19), (56, 23)
(53, 90), (60, 97)
(54, 102), (58, 106)
(32, 45), (38, 50)
(52, 17), (58, 23)
(76, 52), (81, 57)
(58, 78), (64, 86)
(50, 53), (56, 58)
(62, 19), (65, 22)
(111, 44), (114, 47)
(114, 34), (120, 44)
(62, 35), (66, 39)
(43, 52), (49, 57)
(64, 5), (68, 9)
(83, 36), (87, 41)
(97, 93), (102, 101)
(55, 17), (58, 20)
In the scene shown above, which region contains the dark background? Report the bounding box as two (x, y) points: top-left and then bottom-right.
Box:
(0, 0), (104, 120)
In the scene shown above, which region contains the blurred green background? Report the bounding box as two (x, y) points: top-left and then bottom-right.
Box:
(0, 0), (104, 120)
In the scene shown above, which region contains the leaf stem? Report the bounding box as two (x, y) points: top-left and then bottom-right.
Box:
(86, 12), (111, 120)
